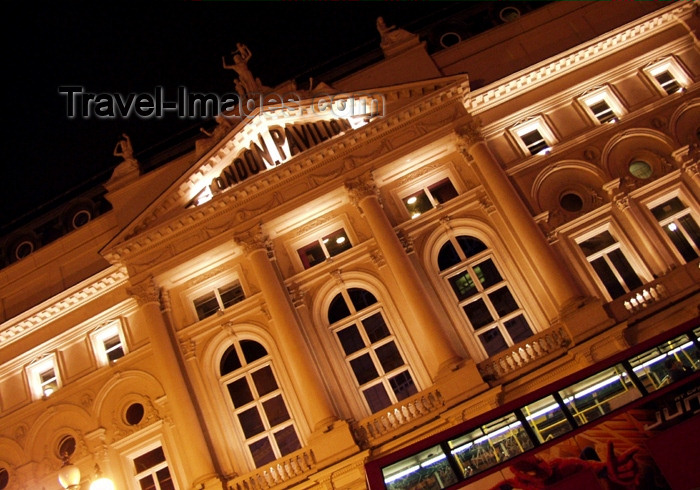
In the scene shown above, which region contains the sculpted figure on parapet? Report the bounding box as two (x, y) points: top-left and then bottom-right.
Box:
(376, 17), (415, 46)
(107, 133), (140, 190)
(222, 42), (263, 97)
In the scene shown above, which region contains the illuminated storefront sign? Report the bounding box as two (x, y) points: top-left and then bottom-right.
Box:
(212, 118), (352, 192)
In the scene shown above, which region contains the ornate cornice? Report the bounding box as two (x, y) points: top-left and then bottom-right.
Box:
(0, 266), (129, 347)
(105, 80), (468, 263)
(468, 3), (696, 116)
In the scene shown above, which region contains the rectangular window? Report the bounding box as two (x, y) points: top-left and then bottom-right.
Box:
(297, 228), (352, 269)
(511, 117), (556, 157)
(133, 446), (175, 490)
(520, 128), (549, 155)
(654, 70), (681, 95)
(558, 364), (642, 426)
(644, 58), (689, 96)
(627, 333), (699, 392)
(650, 196), (700, 262)
(91, 321), (127, 366)
(27, 355), (61, 400)
(521, 395), (574, 443)
(578, 230), (643, 299)
(579, 87), (625, 125)
(402, 178), (458, 219)
(194, 281), (246, 320)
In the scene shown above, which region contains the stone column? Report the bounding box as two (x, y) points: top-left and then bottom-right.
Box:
(456, 120), (583, 310)
(234, 228), (337, 432)
(345, 175), (462, 378)
(129, 278), (222, 490)
(612, 194), (671, 276)
(456, 119), (612, 343)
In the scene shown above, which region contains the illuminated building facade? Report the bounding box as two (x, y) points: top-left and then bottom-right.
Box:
(1, 2), (699, 489)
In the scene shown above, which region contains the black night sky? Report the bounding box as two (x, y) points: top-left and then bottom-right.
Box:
(2, 2), (467, 230)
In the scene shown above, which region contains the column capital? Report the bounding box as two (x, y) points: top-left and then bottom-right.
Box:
(455, 118), (484, 149)
(345, 172), (380, 208)
(234, 225), (271, 256)
(127, 277), (161, 306)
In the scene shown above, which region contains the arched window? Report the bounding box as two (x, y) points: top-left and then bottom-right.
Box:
(220, 339), (301, 468)
(438, 236), (534, 358)
(328, 287), (418, 414)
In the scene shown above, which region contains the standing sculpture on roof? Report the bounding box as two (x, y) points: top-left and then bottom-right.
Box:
(222, 42), (263, 97)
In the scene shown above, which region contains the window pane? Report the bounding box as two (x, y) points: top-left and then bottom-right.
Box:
(678, 214), (700, 249)
(456, 236), (487, 258)
(220, 282), (245, 308)
(240, 340), (267, 363)
(134, 446), (166, 472)
(589, 99), (615, 123)
(590, 257), (626, 299)
(521, 129), (548, 155)
(651, 197), (685, 220)
(252, 366), (278, 396)
(324, 229), (352, 257)
(473, 258), (502, 288)
(228, 378), (254, 407)
(194, 292), (219, 320)
(362, 313), (390, 343)
(488, 287), (518, 316)
(363, 383), (393, 413)
(382, 445), (458, 490)
(463, 299), (493, 329)
(429, 178), (458, 204)
(608, 249), (643, 290)
(328, 293), (351, 323)
(504, 315), (533, 344)
(437, 241), (461, 271)
(139, 475), (156, 490)
(274, 425), (301, 456)
(156, 467), (175, 490)
(348, 288), (377, 311)
(665, 218), (699, 262)
(522, 395), (573, 443)
(350, 354), (379, 385)
(220, 345), (242, 375)
(298, 242), (325, 269)
(449, 271), (477, 301)
(403, 190), (432, 218)
(580, 231), (615, 256)
(479, 327), (508, 357)
(249, 438), (276, 468)
(558, 365), (642, 426)
(628, 334), (699, 392)
(263, 395), (290, 426)
(389, 370), (417, 401)
(238, 407), (265, 438)
(375, 342), (405, 372)
(337, 325), (365, 355)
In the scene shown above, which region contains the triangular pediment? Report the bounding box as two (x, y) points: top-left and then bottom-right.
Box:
(103, 75), (468, 255)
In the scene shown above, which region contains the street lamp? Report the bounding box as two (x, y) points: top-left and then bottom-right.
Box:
(58, 456), (115, 490)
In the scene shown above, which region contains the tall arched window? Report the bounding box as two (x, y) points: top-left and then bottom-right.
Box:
(220, 340), (301, 468)
(328, 287), (418, 413)
(437, 236), (533, 358)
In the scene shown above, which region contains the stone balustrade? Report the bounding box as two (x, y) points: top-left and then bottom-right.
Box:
(227, 449), (315, 490)
(351, 389), (444, 449)
(477, 327), (570, 382)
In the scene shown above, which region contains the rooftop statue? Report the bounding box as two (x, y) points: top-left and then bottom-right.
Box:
(376, 17), (419, 58)
(222, 43), (263, 97)
(107, 133), (139, 191)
